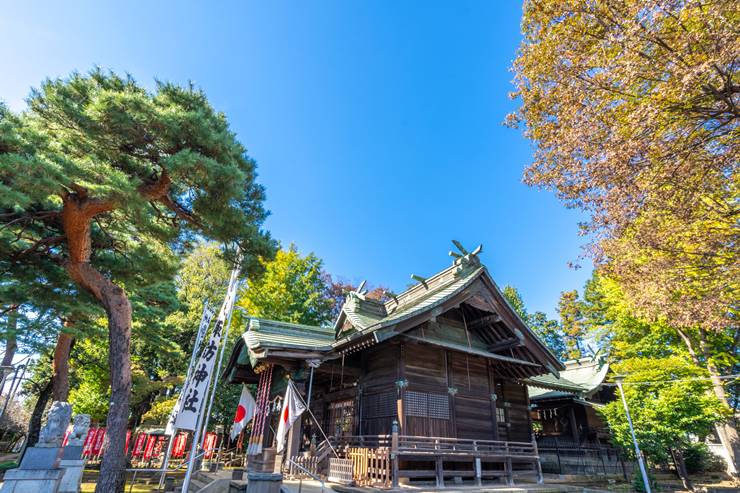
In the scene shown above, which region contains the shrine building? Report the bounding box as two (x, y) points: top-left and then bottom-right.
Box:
(223, 242), (571, 487)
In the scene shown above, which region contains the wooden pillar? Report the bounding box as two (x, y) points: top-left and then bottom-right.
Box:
(435, 457), (444, 488)
(391, 420), (399, 488)
(285, 381), (306, 462)
(505, 442), (513, 485)
(568, 405), (579, 443)
(532, 437), (544, 484)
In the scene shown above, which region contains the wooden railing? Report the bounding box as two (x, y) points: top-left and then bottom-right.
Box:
(328, 434), (542, 487)
(397, 435), (538, 458)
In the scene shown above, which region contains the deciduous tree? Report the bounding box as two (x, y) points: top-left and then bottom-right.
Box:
(584, 274), (739, 474)
(600, 357), (728, 490)
(509, 0), (738, 329)
(238, 245), (333, 326)
(510, 0), (739, 472)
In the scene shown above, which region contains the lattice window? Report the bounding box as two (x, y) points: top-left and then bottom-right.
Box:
(428, 393), (450, 419)
(405, 391), (450, 419)
(496, 406), (506, 423)
(362, 392), (395, 419)
(405, 391), (427, 417)
(328, 399), (354, 433)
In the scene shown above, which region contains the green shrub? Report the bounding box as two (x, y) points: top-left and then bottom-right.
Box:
(632, 468), (656, 493)
(683, 442), (709, 474)
(682, 442), (726, 474)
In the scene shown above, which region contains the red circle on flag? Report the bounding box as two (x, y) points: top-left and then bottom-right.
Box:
(234, 404), (246, 423)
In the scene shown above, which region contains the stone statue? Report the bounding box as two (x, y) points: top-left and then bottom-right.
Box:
(37, 401), (72, 448)
(66, 414), (91, 447)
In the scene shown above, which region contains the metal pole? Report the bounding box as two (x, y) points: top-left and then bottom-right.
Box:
(159, 302), (211, 489)
(306, 366), (315, 408)
(616, 378), (651, 493)
(0, 363), (26, 419)
(182, 388), (208, 492)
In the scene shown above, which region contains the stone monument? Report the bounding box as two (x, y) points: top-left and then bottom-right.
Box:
(1, 401), (72, 493)
(58, 414), (91, 493)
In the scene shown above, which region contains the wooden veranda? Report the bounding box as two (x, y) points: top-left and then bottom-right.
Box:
(289, 428), (543, 488)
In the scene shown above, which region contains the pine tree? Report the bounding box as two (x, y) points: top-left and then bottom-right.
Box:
(0, 70), (276, 492)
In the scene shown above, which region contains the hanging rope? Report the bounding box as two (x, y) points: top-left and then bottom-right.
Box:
(247, 364), (273, 455)
(246, 369), (266, 455)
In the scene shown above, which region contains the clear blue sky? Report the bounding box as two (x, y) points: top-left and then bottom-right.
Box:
(1, 1), (592, 318)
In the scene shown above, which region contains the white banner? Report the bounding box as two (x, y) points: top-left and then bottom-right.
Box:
(165, 304), (215, 435)
(174, 270), (240, 431)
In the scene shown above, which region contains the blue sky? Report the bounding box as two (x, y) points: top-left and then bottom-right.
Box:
(1, 1), (592, 318)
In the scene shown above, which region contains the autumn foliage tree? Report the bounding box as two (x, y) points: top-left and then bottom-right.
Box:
(0, 70), (275, 492)
(510, 0), (739, 472)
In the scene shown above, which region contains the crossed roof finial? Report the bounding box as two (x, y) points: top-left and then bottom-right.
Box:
(449, 240), (482, 259)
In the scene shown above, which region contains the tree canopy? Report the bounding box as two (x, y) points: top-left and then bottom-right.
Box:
(510, 0), (738, 331)
(237, 245), (333, 327)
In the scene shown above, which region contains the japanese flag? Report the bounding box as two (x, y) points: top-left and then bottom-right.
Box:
(276, 381), (306, 453)
(230, 385), (257, 440)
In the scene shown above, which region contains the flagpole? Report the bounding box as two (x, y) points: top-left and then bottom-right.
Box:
(289, 380), (339, 458)
(182, 379), (210, 492)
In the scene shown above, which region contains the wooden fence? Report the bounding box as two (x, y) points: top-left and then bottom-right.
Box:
(284, 455), (321, 479)
(328, 458), (354, 484)
(347, 447), (391, 487)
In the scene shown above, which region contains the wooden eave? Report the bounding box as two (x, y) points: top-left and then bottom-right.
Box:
(330, 268), (564, 377)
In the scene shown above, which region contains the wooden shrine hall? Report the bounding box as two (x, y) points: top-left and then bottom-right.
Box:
(223, 242), (566, 487)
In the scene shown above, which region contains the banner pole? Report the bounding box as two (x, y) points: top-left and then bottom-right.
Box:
(158, 301), (211, 489)
(200, 279), (242, 467)
(181, 264), (240, 493)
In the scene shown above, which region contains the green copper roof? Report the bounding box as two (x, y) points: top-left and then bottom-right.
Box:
(336, 265), (486, 344)
(524, 373), (586, 397)
(527, 356), (609, 399)
(243, 318), (334, 352)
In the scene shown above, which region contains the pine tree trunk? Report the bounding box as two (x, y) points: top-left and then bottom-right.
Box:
(1, 311), (18, 388)
(671, 448), (694, 491)
(25, 377), (53, 449)
(66, 262), (132, 493)
(52, 330), (75, 401)
(62, 195), (131, 493)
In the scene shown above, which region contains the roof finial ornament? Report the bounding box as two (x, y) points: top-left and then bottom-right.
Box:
(356, 279), (368, 295)
(347, 279), (368, 301)
(450, 240), (483, 275)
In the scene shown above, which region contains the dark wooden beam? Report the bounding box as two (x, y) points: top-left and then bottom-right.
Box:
(487, 337), (522, 352)
(313, 362), (362, 378)
(468, 313), (502, 329)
